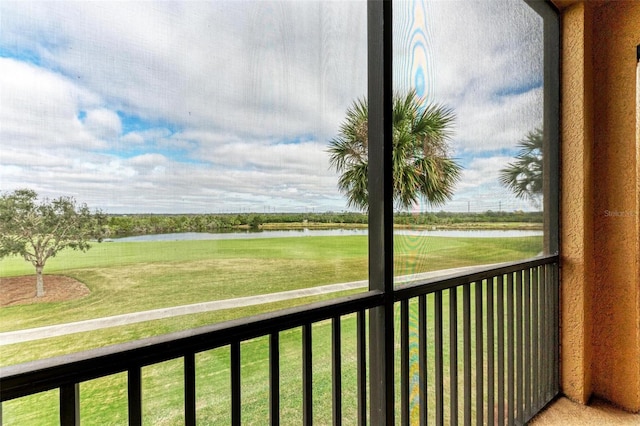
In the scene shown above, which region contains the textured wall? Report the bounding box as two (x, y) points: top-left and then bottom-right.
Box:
(556, 0), (640, 412)
(559, 1), (594, 405)
(590, 0), (640, 411)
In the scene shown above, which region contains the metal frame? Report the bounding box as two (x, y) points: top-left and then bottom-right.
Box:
(525, 0), (561, 256)
(367, 1), (395, 425)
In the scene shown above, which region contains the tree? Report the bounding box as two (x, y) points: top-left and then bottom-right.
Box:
(498, 128), (543, 208)
(328, 90), (462, 211)
(0, 189), (106, 297)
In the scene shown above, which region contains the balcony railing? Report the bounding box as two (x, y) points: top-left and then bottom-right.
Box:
(0, 255), (559, 425)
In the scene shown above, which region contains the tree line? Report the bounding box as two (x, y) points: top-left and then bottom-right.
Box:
(103, 212), (368, 236)
(103, 210), (542, 237)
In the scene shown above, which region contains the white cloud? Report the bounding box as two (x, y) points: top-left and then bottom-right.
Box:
(121, 133), (145, 145)
(436, 155), (538, 212)
(399, 0), (544, 153)
(457, 156), (513, 190)
(0, 0), (545, 213)
(453, 87), (543, 152)
(1, 1), (367, 140)
(83, 109), (122, 140)
(0, 58), (103, 150)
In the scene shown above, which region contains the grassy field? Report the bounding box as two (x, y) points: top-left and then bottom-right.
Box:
(0, 235), (542, 425)
(0, 235), (541, 334)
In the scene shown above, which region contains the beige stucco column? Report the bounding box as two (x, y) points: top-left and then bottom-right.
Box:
(555, 0), (640, 412)
(558, 0), (595, 405)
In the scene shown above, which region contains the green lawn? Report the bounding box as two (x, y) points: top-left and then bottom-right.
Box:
(0, 235), (540, 335)
(1, 235), (541, 425)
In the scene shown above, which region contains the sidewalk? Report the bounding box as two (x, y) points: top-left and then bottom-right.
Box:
(0, 264), (489, 345)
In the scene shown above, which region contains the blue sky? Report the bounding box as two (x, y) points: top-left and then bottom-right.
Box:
(0, 0), (543, 214)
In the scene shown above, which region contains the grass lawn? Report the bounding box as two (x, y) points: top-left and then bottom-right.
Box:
(1, 235), (542, 424)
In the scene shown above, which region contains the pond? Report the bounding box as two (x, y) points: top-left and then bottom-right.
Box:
(110, 228), (543, 242)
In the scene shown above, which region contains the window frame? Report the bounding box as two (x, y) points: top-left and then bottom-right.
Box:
(366, 1), (560, 423)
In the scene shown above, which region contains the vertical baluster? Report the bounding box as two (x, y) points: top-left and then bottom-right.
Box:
(60, 383), (80, 426)
(516, 270), (524, 423)
(270, 332), (280, 426)
(507, 272), (515, 425)
(532, 266), (540, 412)
(231, 341), (241, 426)
(419, 295), (428, 425)
(550, 263), (557, 398)
(303, 323), (313, 426)
(544, 264), (552, 400)
(332, 317), (342, 426)
(496, 275), (505, 426)
(450, 288), (458, 426)
(539, 265), (546, 404)
(128, 367), (142, 426)
(435, 290), (444, 425)
(463, 284), (471, 426)
(487, 276), (495, 426)
(475, 281), (484, 426)
(553, 263), (560, 394)
(401, 300), (409, 426)
(540, 265), (548, 402)
(357, 310), (367, 426)
(524, 267), (532, 420)
(184, 353), (196, 426)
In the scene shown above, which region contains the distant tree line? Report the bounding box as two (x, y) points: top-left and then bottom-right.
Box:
(394, 210), (543, 226)
(104, 212), (368, 236)
(103, 211), (542, 237)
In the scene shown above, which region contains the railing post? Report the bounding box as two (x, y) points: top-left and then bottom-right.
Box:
(231, 342), (241, 426)
(332, 317), (342, 426)
(128, 367), (142, 426)
(184, 353), (196, 426)
(60, 383), (80, 426)
(401, 300), (409, 425)
(270, 332), (280, 426)
(357, 310), (367, 426)
(302, 324), (313, 425)
(418, 295), (428, 425)
(367, 0), (394, 425)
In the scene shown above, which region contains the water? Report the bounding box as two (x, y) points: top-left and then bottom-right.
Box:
(396, 229), (542, 238)
(110, 228), (542, 242)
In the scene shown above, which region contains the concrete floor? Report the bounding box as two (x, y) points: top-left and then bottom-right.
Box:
(530, 397), (640, 425)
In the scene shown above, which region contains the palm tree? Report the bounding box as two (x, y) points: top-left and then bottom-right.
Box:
(498, 128), (543, 208)
(328, 90), (462, 211)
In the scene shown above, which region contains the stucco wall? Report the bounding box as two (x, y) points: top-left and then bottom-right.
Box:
(556, 0), (640, 412)
(559, 1), (594, 405)
(590, 0), (640, 411)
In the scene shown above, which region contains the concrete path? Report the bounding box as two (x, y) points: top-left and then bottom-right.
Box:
(0, 264), (489, 345)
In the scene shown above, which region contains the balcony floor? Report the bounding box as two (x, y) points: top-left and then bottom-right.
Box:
(530, 396), (640, 425)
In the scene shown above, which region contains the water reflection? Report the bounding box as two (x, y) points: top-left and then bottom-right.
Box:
(110, 229), (542, 242)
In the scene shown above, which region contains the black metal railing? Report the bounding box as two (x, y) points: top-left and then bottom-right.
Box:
(0, 255), (558, 425)
(394, 255), (559, 425)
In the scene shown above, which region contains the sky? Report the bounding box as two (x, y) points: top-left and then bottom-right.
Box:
(0, 0), (544, 214)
